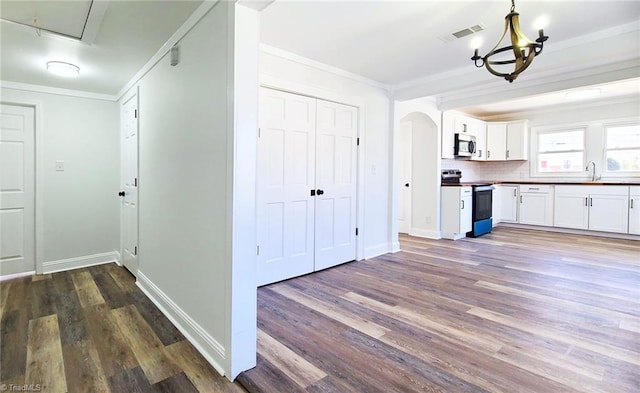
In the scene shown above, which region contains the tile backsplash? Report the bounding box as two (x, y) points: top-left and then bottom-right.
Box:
(442, 159), (532, 182)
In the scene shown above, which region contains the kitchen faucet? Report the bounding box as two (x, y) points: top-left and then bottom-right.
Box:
(586, 160), (598, 181)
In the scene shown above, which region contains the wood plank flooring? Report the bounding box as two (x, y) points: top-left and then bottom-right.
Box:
(237, 227), (640, 393)
(0, 263), (246, 393)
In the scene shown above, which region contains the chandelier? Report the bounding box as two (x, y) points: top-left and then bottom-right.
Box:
(471, 0), (549, 82)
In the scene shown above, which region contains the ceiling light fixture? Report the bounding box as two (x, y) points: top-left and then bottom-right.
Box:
(471, 0), (549, 83)
(46, 61), (80, 77)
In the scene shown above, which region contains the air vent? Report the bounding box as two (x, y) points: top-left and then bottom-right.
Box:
(438, 24), (486, 43)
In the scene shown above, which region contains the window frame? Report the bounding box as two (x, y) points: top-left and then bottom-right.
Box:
(603, 121), (640, 177)
(530, 125), (587, 178)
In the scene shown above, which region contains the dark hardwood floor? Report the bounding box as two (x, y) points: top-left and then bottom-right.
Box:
(238, 227), (640, 393)
(0, 263), (246, 393)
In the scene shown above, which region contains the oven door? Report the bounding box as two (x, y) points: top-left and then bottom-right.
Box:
(473, 186), (494, 221)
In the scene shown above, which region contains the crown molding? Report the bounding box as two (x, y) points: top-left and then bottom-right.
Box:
(260, 44), (392, 92)
(0, 80), (117, 101)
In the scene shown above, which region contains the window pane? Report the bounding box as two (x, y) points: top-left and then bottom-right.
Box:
(607, 149), (640, 172)
(539, 130), (583, 152)
(607, 125), (640, 149)
(538, 152), (584, 173)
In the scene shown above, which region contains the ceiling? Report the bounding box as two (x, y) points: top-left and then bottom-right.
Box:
(0, 0), (638, 112)
(0, 1), (203, 96)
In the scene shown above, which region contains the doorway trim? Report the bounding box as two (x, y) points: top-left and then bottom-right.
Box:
(119, 87), (139, 271)
(0, 99), (44, 274)
(259, 74), (366, 261)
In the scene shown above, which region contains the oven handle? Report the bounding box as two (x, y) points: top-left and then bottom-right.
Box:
(474, 185), (495, 192)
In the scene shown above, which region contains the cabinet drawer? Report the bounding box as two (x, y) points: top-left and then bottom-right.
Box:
(520, 185), (552, 194)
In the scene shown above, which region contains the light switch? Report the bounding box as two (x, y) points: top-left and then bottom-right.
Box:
(55, 160), (65, 172)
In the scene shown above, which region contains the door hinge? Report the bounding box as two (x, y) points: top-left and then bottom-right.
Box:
(134, 246), (137, 256)
(357, 137), (360, 146)
(355, 228), (359, 236)
(134, 109), (137, 119)
(257, 245), (260, 255)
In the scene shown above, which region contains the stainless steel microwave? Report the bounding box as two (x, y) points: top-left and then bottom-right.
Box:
(454, 133), (476, 157)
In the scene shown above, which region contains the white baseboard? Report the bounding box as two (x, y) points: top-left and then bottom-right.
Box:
(42, 251), (120, 274)
(364, 242), (392, 259)
(496, 223), (640, 240)
(408, 228), (442, 239)
(391, 241), (401, 253)
(136, 271), (227, 377)
(0, 270), (35, 282)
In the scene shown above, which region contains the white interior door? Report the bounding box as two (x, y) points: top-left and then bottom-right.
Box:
(314, 100), (358, 270)
(121, 95), (138, 276)
(257, 88), (316, 286)
(398, 122), (412, 234)
(0, 104), (35, 275)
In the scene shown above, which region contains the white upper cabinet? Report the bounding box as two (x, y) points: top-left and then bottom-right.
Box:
(486, 123), (507, 161)
(506, 121), (529, 160)
(471, 119), (487, 161)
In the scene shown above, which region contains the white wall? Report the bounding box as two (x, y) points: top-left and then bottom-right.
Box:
(125, 1), (257, 379)
(392, 97), (442, 243)
(1, 87), (119, 271)
(259, 48), (393, 259)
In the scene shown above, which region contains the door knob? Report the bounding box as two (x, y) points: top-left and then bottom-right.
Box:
(118, 191), (125, 197)
(405, 183), (410, 187)
(317, 189), (324, 195)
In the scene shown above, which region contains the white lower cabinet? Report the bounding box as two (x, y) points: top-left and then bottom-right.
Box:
(629, 186), (640, 235)
(554, 186), (629, 233)
(441, 187), (472, 240)
(495, 185), (518, 223)
(518, 185), (554, 226)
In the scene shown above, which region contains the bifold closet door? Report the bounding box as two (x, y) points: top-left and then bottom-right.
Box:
(257, 88), (316, 286)
(314, 99), (357, 270)
(257, 88), (358, 286)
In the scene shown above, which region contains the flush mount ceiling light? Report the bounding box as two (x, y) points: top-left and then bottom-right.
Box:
(46, 61), (80, 77)
(471, 0), (549, 83)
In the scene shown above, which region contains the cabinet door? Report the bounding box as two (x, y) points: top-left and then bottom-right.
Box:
(589, 194), (629, 233)
(629, 195), (640, 235)
(461, 194), (473, 234)
(472, 121), (487, 161)
(497, 186), (518, 222)
(486, 123), (507, 161)
(554, 189), (589, 229)
(520, 193), (553, 226)
(506, 121), (528, 160)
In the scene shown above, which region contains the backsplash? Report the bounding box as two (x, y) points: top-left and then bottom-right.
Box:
(441, 159), (532, 182)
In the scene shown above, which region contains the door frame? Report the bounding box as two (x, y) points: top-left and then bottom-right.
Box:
(0, 99), (44, 275)
(398, 121), (412, 234)
(120, 88), (139, 271)
(259, 76), (365, 261)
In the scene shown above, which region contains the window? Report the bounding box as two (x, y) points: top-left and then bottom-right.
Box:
(605, 124), (640, 172)
(536, 129), (585, 173)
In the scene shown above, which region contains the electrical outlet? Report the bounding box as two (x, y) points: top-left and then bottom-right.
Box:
(55, 160), (65, 172)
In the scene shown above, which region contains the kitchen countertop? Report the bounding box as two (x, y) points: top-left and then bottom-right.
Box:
(442, 180), (640, 186)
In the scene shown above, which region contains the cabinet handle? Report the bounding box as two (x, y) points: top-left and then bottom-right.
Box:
(585, 197), (588, 206)
(529, 187), (539, 190)
(520, 195), (523, 203)
(632, 199), (635, 209)
(513, 189), (517, 197)
(461, 200), (465, 210)
(478, 149), (482, 158)
(590, 197), (593, 207)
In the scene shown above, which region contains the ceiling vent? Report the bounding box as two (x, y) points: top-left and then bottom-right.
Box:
(439, 24), (486, 43)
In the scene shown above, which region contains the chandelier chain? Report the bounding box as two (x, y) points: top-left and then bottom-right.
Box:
(510, 0), (515, 13)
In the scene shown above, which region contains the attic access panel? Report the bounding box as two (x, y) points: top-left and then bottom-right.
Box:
(0, 0), (94, 40)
